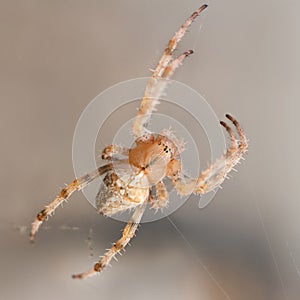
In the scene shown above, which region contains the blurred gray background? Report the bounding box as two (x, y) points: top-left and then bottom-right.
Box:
(1, 0), (299, 299)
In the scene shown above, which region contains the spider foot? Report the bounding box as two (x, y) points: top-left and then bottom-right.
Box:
(72, 268), (96, 279)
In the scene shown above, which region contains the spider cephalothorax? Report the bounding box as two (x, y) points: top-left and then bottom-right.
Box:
(30, 4), (248, 279)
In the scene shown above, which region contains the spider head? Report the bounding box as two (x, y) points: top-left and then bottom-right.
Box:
(156, 129), (185, 157)
(155, 135), (178, 158)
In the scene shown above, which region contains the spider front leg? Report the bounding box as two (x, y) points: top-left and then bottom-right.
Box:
(132, 4), (208, 138)
(169, 115), (248, 196)
(101, 144), (129, 160)
(133, 50), (195, 138)
(30, 163), (114, 242)
(151, 4), (208, 78)
(72, 202), (147, 279)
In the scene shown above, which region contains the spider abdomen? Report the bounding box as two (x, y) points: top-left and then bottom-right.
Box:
(96, 171), (150, 216)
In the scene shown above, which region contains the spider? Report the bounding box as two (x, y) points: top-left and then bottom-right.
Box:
(30, 4), (248, 279)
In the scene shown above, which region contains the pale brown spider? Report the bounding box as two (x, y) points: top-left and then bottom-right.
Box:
(30, 4), (247, 279)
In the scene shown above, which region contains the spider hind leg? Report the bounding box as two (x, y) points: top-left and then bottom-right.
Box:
(72, 202), (147, 279)
(29, 163), (113, 242)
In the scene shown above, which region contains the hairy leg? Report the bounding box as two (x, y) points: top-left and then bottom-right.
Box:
(169, 115), (248, 195)
(72, 202), (147, 279)
(30, 163), (113, 242)
(195, 114), (247, 194)
(132, 4), (208, 138)
(151, 4), (208, 78)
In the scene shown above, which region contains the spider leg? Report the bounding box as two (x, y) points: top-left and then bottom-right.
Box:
(132, 4), (208, 138)
(152, 4), (208, 78)
(132, 50), (194, 138)
(169, 115), (248, 195)
(30, 163), (114, 242)
(72, 202), (147, 279)
(195, 114), (248, 194)
(150, 181), (169, 210)
(101, 144), (129, 160)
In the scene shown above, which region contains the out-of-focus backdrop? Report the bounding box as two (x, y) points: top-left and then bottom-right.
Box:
(1, 1), (299, 299)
